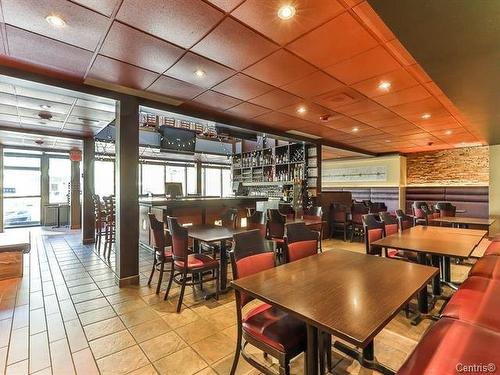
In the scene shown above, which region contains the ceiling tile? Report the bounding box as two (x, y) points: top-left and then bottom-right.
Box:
(244, 49), (316, 87)
(71, 0), (119, 16)
(7, 26), (93, 79)
(282, 71), (343, 98)
(334, 98), (384, 116)
(343, 0), (364, 7)
(88, 55), (159, 90)
(191, 90), (241, 110)
(287, 12), (378, 68)
(325, 46), (401, 84)
(352, 1), (395, 42)
(165, 52), (235, 88)
(231, 0), (344, 45)
(249, 88), (302, 110)
(205, 0), (243, 12)
(225, 102), (271, 118)
(312, 87), (364, 110)
(279, 101), (337, 124)
(385, 39), (416, 66)
(406, 64), (433, 84)
(212, 73), (273, 100)
(147, 75), (205, 101)
(3, 0), (109, 51)
(191, 18), (278, 70)
(351, 68), (419, 98)
(100, 22), (184, 74)
(319, 115), (364, 130)
(253, 111), (296, 126)
(374, 85), (431, 107)
(117, 0), (224, 49)
(390, 97), (445, 121)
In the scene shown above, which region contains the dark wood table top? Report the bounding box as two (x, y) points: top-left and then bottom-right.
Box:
(372, 226), (487, 258)
(429, 216), (495, 226)
(231, 250), (437, 347)
(286, 218), (326, 226)
(185, 224), (247, 242)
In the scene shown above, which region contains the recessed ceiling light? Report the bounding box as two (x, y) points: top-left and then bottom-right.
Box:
(445, 130), (453, 135)
(40, 104), (51, 110)
(45, 15), (66, 28)
(378, 81), (391, 91)
(277, 4), (296, 20)
(421, 113), (432, 119)
(297, 106), (306, 114)
(194, 69), (206, 78)
(385, 139), (391, 143)
(352, 127), (359, 132)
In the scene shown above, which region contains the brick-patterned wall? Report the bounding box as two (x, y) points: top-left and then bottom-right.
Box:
(406, 146), (489, 186)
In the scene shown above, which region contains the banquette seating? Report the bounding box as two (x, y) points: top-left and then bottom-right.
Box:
(397, 240), (500, 374)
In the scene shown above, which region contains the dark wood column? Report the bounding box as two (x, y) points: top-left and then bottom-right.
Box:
(196, 161), (202, 195)
(70, 159), (81, 229)
(82, 138), (95, 244)
(316, 144), (322, 194)
(115, 96), (139, 286)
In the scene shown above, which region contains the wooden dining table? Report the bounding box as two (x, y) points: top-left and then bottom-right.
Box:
(429, 216), (495, 228)
(372, 226), (487, 322)
(231, 250), (437, 375)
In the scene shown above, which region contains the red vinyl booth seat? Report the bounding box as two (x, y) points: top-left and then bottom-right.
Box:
(469, 255), (500, 280)
(441, 276), (500, 333)
(397, 318), (500, 375)
(484, 240), (500, 256)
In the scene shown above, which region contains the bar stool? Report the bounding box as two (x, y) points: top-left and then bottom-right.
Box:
(303, 206), (324, 252)
(266, 209), (286, 263)
(102, 195), (115, 260)
(92, 194), (106, 253)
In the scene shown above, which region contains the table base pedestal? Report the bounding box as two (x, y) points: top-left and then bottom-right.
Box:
(333, 341), (395, 375)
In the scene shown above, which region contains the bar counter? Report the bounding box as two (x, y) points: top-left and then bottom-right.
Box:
(139, 196), (267, 250)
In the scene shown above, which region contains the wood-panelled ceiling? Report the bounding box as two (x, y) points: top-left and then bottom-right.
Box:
(0, 0), (487, 154)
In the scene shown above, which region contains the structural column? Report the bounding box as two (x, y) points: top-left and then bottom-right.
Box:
(0, 145), (3, 233)
(82, 138), (95, 244)
(115, 95), (139, 286)
(70, 157), (81, 229)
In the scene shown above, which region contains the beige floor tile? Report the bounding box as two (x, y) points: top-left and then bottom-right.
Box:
(79, 305), (116, 326)
(29, 331), (50, 373)
(0, 347), (8, 373)
(120, 307), (159, 328)
(212, 354), (260, 375)
(153, 347), (208, 375)
(31, 367), (52, 375)
(89, 330), (136, 359)
(83, 316), (126, 341)
(29, 292), (44, 311)
(74, 297), (110, 314)
(68, 283), (98, 295)
(112, 298), (148, 315)
(128, 364), (159, 375)
(50, 338), (76, 375)
(140, 331), (187, 362)
(46, 312), (66, 342)
(191, 332), (235, 364)
(195, 368), (218, 375)
(29, 308), (47, 335)
(176, 318), (220, 345)
(5, 359), (28, 375)
(205, 308), (237, 330)
(7, 326), (28, 365)
(129, 319), (171, 343)
(12, 304), (29, 330)
(97, 345), (149, 375)
(71, 290), (104, 304)
(59, 299), (78, 322)
(65, 319), (89, 353)
(0, 318), (12, 348)
(72, 347), (100, 375)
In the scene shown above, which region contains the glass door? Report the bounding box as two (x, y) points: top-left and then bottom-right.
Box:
(3, 154), (42, 227)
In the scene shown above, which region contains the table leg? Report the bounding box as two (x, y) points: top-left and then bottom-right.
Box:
(219, 240), (229, 293)
(431, 255), (441, 296)
(306, 324), (318, 375)
(443, 256), (451, 282)
(412, 252), (430, 325)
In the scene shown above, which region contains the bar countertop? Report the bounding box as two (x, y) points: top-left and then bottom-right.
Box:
(139, 196), (267, 208)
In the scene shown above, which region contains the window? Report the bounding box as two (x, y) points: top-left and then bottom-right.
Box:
(166, 166), (186, 196)
(222, 169), (232, 197)
(95, 160), (114, 197)
(186, 166), (197, 195)
(141, 164), (164, 195)
(49, 158), (71, 203)
(203, 167), (221, 197)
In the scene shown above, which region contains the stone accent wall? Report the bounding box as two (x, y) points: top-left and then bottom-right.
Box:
(406, 146), (489, 186)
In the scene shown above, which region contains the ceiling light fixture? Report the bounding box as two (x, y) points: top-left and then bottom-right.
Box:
(421, 113), (431, 119)
(277, 4), (296, 20)
(352, 127), (359, 132)
(385, 140), (391, 143)
(297, 106), (306, 114)
(45, 14), (66, 28)
(445, 130), (453, 135)
(194, 69), (206, 78)
(40, 104), (51, 110)
(378, 81), (391, 91)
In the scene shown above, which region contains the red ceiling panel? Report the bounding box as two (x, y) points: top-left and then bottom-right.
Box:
(6, 26), (93, 79)
(2, 0), (109, 51)
(212, 73), (273, 100)
(278, 101), (338, 124)
(89, 55), (159, 90)
(253, 111), (297, 126)
(351, 68), (419, 98)
(287, 12), (378, 68)
(334, 98), (384, 116)
(71, 0), (120, 17)
(406, 63), (433, 84)
(280, 117), (321, 130)
(191, 90), (241, 110)
(191, 18), (279, 70)
(282, 70), (343, 98)
(320, 115), (365, 130)
(312, 87), (364, 110)
(231, 0), (344, 45)
(325, 46), (401, 85)
(351, 108), (402, 125)
(165, 52), (235, 88)
(343, 0), (364, 7)
(100, 22), (184, 74)
(147, 75), (205, 100)
(352, 1), (395, 42)
(117, 0), (224, 49)
(244, 49), (316, 87)
(248, 89), (302, 110)
(385, 39), (416, 66)
(226, 102), (271, 118)
(205, 0), (244, 12)
(374, 85), (431, 107)
(390, 97), (444, 120)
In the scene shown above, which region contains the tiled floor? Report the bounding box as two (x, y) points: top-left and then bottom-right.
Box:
(0, 228), (482, 375)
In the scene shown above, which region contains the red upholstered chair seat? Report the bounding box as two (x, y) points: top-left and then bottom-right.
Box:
(384, 223), (398, 236)
(174, 253), (218, 270)
(398, 318), (500, 375)
(242, 303), (306, 353)
(469, 255), (500, 280)
(441, 276), (500, 332)
(161, 247), (172, 258)
(287, 240), (317, 262)
(485, 240), (500, 256)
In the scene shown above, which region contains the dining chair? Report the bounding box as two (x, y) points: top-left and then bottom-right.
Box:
(330, 203), (351, 241)
(436, 202), (457, 217)
(165, 217), (219, 312)
(102, 195), (115, 260)
(351, 202), (369, 242)
(303, 206), (324, 252)
(395, 209), (414, 230)
(266, 209), (286, 262)
(201, 208), (238, 259)
(362, 213), (385, 256)
(412, 201), (430, 225)
(379, 211), (418, 262)
(246, 210), (267, 237)
(92, 194), (105, 253)
(147, 214), (173, 295)
(229, 229), (306, 375)
(284, 222), (319, 263)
